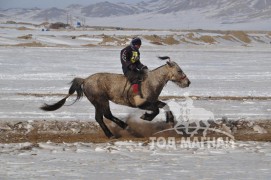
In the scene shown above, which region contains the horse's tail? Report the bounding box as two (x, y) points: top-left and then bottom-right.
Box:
(40, 77), (84, 111)
(158, 56), (170, 60)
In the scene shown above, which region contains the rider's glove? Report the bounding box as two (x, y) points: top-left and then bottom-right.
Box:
(141, 65), (148, 70)
(140, 65), (149, 74)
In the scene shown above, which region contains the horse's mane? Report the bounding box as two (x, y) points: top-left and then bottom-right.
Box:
(150, 64), (167, 72)
(150, 56), (175, 72)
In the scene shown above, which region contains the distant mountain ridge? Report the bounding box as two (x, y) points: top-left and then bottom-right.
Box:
(32, 8), (67, 20)
(1, 0), (271, 30)
(81, 2), (139, 17)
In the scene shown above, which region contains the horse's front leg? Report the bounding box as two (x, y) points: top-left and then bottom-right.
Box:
(156, 101), (175, 124)
(138, 101), (175, 123)
(138, 102), (159, 121)
(140, 108), (159, 121)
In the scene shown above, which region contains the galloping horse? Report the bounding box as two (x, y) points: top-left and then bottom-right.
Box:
(40, 56), (191, 138)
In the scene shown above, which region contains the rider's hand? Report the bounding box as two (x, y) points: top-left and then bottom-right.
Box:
(140, 66), (149, 74)
(141, 65), (148, 70)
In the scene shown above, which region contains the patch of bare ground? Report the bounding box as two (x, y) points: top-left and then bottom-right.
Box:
(185, 33), (216, 44)
(0, 118), (271, 143)
(17, 26), (33, 30)
(143, 35), (180, 45)
(228, 31), (251, 43)
(99, 35), (127, 46)
(17, 34), (32, 39)
(143, 35), (163, 45)
(81, 44), (97, 47)
(14, 41), (45, 47)
(39, 22), (50, 26)
(163, 35), (180, 45)
(219, 35), (236, 41)
(199, 35), (216, 44)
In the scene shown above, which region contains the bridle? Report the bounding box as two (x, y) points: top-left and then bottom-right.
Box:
(180, 74), (187, 80)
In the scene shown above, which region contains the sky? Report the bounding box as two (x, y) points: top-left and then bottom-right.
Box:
(0, 0), (144, 9)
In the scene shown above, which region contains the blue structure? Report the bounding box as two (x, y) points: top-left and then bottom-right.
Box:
(76, 22), (81, 28)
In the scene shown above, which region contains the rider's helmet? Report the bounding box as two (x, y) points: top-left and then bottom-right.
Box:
(131, 37), (142, 46)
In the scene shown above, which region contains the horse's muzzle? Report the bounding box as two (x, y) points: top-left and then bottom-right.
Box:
(187, 79), (191, 86)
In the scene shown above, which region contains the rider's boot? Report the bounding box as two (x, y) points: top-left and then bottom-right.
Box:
(132, 84), (146, 106)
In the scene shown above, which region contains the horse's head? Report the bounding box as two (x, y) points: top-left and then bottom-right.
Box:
(159, 56), (191, 88)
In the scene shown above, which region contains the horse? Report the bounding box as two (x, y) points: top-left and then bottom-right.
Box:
(40, 56), (191, 138)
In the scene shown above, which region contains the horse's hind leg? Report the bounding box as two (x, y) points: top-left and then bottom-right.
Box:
(94, 105), (114, 138)
(103, 101), (128, 129)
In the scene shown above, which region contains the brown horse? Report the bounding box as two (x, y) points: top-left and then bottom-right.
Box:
(40, 56), (191, 138)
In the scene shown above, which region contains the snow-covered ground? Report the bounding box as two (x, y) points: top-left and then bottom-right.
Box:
(1, 141), (271, 179)
(0, 46), (270, 121)
(0, 27), (271, 179)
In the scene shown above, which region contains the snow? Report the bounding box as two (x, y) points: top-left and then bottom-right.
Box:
(0, 26), (271, 179)
(1, 141), (271, 179)
(1, 0), (271, 30)
(0, 45), (270, 121)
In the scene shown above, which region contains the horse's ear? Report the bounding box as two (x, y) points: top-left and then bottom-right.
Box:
(167, 61), (174, 67)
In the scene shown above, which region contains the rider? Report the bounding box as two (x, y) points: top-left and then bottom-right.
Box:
(120, 37), (148, 106)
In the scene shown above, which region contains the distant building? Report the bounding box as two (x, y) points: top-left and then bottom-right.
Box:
(76, 21), (81, 28)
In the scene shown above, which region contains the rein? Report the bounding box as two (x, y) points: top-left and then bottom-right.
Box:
(122, 79), (134, 106)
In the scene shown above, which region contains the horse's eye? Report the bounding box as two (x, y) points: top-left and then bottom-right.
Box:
(178, 70), (183, 73)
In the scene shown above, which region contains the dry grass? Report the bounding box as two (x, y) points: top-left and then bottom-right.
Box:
(17, 26), (33, 30)
(116, 35), (131, 46)
(186, 32), (195, 39)
(220, 35), (235, 41)
(81, 44), (96, 47)
(143, 35), (163, 45)
(99, 35), (126, 46)
(229, 31), (251, 43)
(185, 33), (216, 44)
(17, 34), (32, 39)
(39, 22), (50, 26)
(143, 35), (162, 42)
(199, 35), (216, 44)
(143, 35), (180, 45)
(186, 33), (198, 41)
(151, 41), (164, 45)
(78, 34), (89, 38)
(14, 41), (44, 47)
(163, 35), (180, 45)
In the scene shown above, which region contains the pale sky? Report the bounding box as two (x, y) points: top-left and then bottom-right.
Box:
(0, 0), (144, 9)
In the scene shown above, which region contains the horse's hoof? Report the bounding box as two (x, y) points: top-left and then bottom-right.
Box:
(140, 114), (146, 120)
(140, 114), (153, 121)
